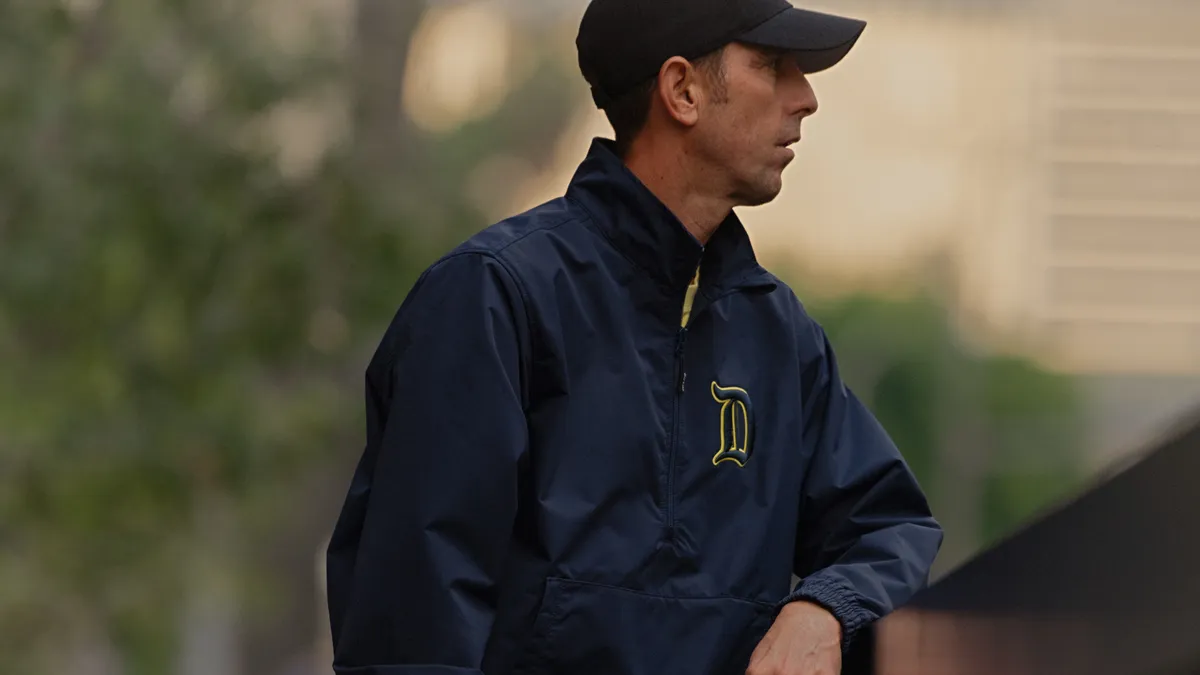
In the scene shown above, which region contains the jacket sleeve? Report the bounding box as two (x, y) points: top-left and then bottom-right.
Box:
(781, 323), (943, 650)
(326, 252), (531, 675)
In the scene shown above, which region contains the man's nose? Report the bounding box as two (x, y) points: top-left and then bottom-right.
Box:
(787, 73), (819, 119)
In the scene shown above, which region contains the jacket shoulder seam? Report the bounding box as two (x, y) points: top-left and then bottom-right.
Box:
(377, 250), (535, 403)
(478, 251), (537, 408)
(442, 249), (539, 410)
(491, 212), (585, 257)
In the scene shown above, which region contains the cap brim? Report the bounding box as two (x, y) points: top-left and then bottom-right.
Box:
(736, 8), (866, 74)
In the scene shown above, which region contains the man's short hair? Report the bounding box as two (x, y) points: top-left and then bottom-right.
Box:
(604, 47), (729, 157)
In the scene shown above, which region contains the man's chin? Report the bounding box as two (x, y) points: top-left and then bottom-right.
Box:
(733, 177), (784, 208)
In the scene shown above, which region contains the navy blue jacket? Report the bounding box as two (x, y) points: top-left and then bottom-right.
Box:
(326, 139), (942, 675)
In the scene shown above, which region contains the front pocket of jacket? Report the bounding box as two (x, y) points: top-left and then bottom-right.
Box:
(524, 577), (776, 675)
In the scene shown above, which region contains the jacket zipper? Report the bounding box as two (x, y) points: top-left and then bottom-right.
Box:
(666, 325), (688, 537)
(665, 264), (700, 539)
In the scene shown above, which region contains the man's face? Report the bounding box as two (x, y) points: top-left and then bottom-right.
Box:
(690, 43), (818, 206)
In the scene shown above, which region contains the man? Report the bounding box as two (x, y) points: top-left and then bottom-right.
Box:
(326, 0), (943, 674)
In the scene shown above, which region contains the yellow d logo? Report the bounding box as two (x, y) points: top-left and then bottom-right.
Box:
(711, 382), (755, 467)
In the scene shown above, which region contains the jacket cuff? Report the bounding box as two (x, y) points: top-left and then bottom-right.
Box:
(778, 574), (875, 652)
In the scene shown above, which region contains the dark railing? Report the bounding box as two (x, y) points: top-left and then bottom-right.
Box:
(865, 408), (1200, 675)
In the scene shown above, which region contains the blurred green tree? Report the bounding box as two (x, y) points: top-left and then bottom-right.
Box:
(802, 290), (1087, 574)
(0, 1), (351, 672)
(0, 0), (580, 673)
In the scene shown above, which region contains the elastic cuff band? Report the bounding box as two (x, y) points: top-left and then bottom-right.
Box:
(778, 575), (875, 652)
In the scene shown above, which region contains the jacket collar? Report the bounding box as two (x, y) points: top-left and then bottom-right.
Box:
(565, 138), (777, 295)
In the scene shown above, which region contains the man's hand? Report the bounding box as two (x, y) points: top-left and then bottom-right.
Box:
(746, 601), (842, 675)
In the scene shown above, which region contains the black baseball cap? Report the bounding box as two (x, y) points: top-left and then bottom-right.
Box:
(577, 0), (867, 109)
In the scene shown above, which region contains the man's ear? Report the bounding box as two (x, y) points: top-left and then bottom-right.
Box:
(656, 56), (702, 127)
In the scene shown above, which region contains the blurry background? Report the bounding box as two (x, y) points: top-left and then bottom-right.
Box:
(3, 0), (1200, 673)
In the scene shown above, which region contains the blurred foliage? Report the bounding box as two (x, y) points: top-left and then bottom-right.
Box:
(803, 291), (1086, 555)
(0, 1), (358, 671)
(0, 0), (578, 672)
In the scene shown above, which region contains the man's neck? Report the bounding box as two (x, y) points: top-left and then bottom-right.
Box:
(622, 140), (733, 245)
